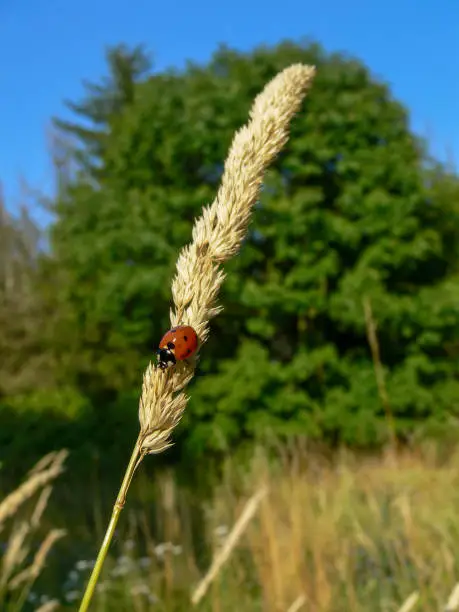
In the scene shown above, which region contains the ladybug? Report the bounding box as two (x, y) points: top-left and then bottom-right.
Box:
(156, 325), (198, 371)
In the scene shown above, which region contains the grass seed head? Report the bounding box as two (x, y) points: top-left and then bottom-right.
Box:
(138, 64), (316, 455)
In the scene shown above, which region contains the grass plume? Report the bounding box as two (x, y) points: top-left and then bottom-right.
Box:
(78, 62), (316, 611)
(138, 63), (316, 455)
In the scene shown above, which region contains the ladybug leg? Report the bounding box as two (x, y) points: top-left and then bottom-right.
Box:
(156, 347), (176, 371)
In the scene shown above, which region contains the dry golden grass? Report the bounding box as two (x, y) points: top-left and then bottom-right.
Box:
(0, 450), (67, 610)
(179, 446), (459, 611)
(191, 486), (268, 605)
(9, 528), (66, 589)
(62, 446), (459, 610)
(0, 450), (67, 530)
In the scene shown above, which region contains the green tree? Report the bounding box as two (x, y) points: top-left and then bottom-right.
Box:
(36, 41), (459, 458)
(54, 43), (152, 179)
(0, 194), (54, 397)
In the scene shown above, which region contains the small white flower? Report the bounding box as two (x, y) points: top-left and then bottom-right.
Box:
(96, 582), (109, 593)
(124, 539), (135, 551)
(111, 564), (130, 577)
(214, 525), (229, 538)
(75, 560), (90, 571)
(117, 555), (132, 566)
(139, 557), (152, 568)
(154, 543), (167, 557)
(68, 569), (79, 582)
(65, 590), (81, 602)
(130, 583), (150, 596)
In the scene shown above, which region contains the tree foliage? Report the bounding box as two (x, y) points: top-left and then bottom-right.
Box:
(0, 195), (55, 397)
(2, 41), (459, 467)
(54, 43), (152, 179)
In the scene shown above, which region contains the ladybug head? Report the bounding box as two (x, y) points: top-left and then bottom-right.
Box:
(156, 346), (176, 371)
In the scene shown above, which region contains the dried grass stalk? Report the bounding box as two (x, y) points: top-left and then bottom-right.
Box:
(0, 450), (68, 531)
(79, 63), (316, 612)
(139, 63), (316, 455)
(287, 594), (307, 612)
(31, 485), (53, 527)
(446, 583), (459, 611)
(0, 521), (30, 587)
(28, 450), (64, 476)
(9, 528), (66, 589)
(396, 591), (419, 612)
(0, 451), (67, 611)
(191, 486), (269, 605)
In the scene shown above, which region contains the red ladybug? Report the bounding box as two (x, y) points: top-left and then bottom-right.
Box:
(156, 325), (198, 371)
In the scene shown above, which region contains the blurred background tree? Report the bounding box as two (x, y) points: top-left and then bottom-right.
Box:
(0, 190), (52, 396)
(2, 40), (459, 474)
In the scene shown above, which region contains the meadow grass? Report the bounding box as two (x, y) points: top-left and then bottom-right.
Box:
(3, 59), (459, 611)
(4, 443), (457, 611)
(0, 450), (67, 612)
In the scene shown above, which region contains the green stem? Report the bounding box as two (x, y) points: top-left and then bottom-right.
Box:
(78, 436), (143, 612)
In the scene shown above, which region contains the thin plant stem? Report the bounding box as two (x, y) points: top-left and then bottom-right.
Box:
(78, 435), (144, 612)
(363, 296), (396, 451)
(191, 486), (268, 605)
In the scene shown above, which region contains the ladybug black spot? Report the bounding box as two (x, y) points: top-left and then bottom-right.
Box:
(167, 342), (175, 349)
(186, 348), (192, 356)
(184, 335), (188, 341)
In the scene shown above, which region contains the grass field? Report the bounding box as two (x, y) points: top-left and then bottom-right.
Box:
(2, 442), (459, 611)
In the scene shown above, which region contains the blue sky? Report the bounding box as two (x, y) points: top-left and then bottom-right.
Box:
(1, 0), (458, 222)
